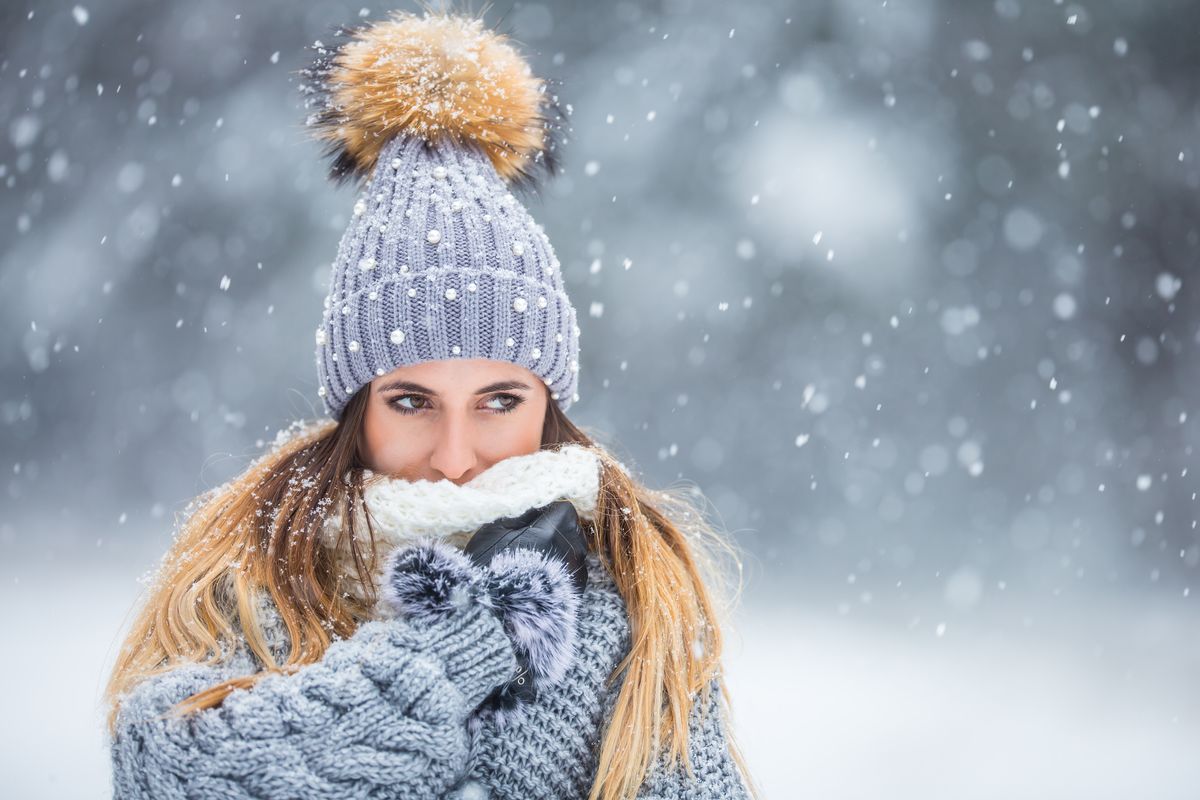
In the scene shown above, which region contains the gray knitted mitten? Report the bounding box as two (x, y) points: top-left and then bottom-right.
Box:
(384, 538), (582, 727)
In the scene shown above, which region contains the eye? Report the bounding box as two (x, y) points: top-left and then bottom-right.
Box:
(484, 393), (524, 415)
(388, 394), (430, 415)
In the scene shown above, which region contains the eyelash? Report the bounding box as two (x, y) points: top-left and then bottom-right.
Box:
(387, 393), (525, 416)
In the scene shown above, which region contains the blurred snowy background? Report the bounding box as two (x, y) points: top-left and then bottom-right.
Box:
(3, 0), (1199, 797)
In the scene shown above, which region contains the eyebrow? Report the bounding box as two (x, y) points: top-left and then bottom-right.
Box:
(375, 379), (534, 395)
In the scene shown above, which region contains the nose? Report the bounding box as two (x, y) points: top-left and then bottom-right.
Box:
(427, 412), (478, 483)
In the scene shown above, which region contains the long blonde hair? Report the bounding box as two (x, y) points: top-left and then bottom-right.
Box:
(103, 387), (760, 800)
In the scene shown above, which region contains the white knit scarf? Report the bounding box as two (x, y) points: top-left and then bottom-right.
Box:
(320, 443), (604, 609)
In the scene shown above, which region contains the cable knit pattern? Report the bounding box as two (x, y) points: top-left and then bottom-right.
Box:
(109, 446), (751, 799)
(110, 601), (517, 799)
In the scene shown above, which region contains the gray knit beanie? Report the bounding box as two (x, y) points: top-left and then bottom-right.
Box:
(299, 9), (578, 420)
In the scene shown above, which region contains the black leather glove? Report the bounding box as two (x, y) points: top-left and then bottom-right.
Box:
(463, 500), (589, 592)
(463, 500), (589, 704)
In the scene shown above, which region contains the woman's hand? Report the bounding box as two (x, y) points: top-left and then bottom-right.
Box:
(385, 527), (584, 725)
(458, 500), (589, 709)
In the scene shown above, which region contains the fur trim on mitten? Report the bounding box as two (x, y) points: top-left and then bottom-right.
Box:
(381, 538), (486, 622)
(482, 547), (580, 686)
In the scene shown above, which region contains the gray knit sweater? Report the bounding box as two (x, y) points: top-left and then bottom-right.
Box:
(108, 450), (751, 799)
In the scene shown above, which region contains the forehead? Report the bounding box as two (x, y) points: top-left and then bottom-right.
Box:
(376, 358), (539, 390)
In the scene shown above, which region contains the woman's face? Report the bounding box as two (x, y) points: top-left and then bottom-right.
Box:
(360, 358), (549, 484)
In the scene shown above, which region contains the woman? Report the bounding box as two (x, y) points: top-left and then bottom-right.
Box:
(104, 8), (758, 800)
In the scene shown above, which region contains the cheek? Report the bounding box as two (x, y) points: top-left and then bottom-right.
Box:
(361, 399), (413, 472)
(490, 405), (546, 448)
(511, 394), (550, 448)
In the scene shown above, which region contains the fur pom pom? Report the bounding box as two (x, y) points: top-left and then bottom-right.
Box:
(381, 538), (482, 624)
(298, 8), (567, 190)
(481, 547), (580, 686)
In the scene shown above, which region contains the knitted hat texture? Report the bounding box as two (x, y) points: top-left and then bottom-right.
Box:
(299, 10), (578, 419)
